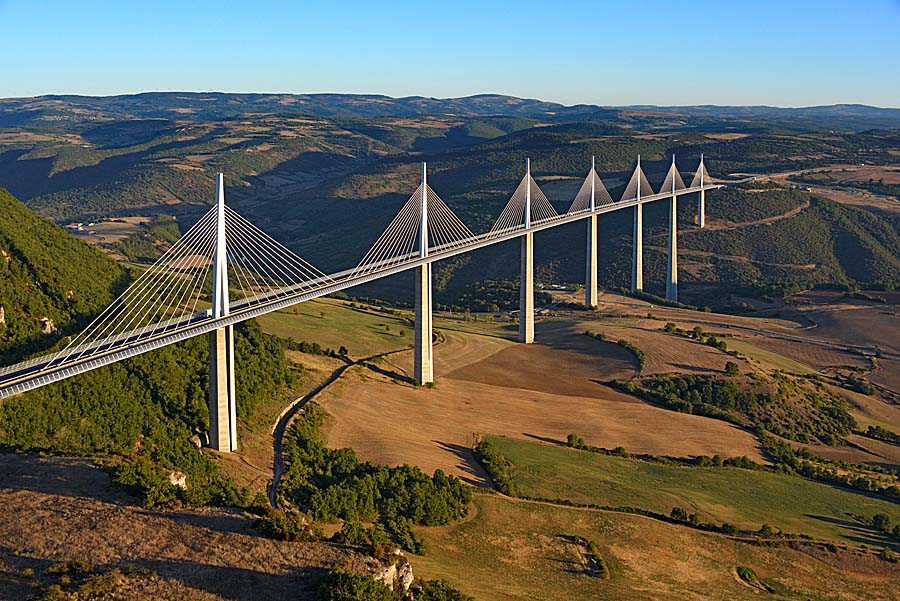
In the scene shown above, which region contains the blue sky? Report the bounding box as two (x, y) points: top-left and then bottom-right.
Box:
(1, 0), (898, 107)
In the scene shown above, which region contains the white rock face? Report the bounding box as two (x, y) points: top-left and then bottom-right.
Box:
(0, 306), (5, 326)
(168, 471), (188, 490)
(371, 552), (414, 591)
(41, 318), (56, 335)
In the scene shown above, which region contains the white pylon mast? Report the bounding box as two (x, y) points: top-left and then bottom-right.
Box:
(636, 155), (641, 204)
(590, 155), (596, 212)
(672, 154), (677, 194)
(420, 162), (428, 259)
(524, 158), (531, 228)
(212, 173), (229, 319)
(700, 153), (704, 188)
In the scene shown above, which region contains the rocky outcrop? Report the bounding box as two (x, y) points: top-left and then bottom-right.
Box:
(0, 306), (5, 326)
(370, 550), (414, 592)
(41, 318), (56, 335)
(167, 471), (187, 490)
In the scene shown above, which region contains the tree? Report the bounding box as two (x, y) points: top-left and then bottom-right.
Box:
(692, 325), (704, 340)
(725, 361), (740, 377)
(670, 507), (688, 522)
(872, 513), (893, 533)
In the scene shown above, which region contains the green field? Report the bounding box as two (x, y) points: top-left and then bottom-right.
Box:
(256, 298), (412, 357)
(488, 436), (900, 546)
(413, 494), (898, 601)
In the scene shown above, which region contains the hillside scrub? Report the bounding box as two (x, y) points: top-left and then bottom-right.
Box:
(619, 372), (856, 445)
(317, 570), (474, 601)
(0, 188), (126, 364)
(0, 320), (292, 508)
(279, 402), (472, 553)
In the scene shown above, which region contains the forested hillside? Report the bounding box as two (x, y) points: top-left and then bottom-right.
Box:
(0, 188), (125, 363)
(0, 189), (296, 507)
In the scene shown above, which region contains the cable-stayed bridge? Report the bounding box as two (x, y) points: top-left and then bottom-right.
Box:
(0, 155), (720, 451)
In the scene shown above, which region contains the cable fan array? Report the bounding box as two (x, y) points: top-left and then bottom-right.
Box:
(353, 183), (475, 276)
(619, 162), (657, 202)
(223, 205), (334, 305)
(489, 172), (560, 235)
(568, 168), (615, 213)
(38, 205), (332, 371)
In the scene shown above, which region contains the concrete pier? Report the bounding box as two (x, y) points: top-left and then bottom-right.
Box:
(519, 231), (534, 343)
(208, 325), (237, 452)
(585, 214), (598, 308)
(413, 263), (433, 384)
(632, 203), (643, 292)
(666, 195), (678, 302)
(698, 187), (706, 228)
(698, 153), (706, 228)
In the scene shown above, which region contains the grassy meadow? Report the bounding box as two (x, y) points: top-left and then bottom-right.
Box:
(488, 435), (900, 546)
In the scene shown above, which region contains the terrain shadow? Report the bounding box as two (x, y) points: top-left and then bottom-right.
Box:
(434, 441), (491, 488)
(140, 508), (257, 537)
(804, 513), (899, 549)
(0, 453), (134, 504)
(141, 558), (324, 601)
(363, 361), (416, 386)
(523, 433), (565, 446)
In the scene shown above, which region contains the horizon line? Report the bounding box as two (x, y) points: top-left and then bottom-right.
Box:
(2, 90), (898, 112)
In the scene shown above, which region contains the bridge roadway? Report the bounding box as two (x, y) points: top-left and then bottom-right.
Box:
(0, 183), (720, 399)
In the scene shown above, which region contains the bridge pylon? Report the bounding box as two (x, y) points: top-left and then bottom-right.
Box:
(208, 173), (237, 452)
(519, 159), (535, 344)
(664, 155), (682, 303)
(414, 163), (434, 385)
(631, 156), (644, 292)
(698, 154), (706, 228)
(585, 156), (599, 309)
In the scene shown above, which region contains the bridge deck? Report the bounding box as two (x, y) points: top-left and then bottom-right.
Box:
(0, 184), (720, 399)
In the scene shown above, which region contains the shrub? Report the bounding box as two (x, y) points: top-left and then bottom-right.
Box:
(724, 361), (740, 376)
(670, 507), (689, 522)
(256, 510), (322, 542)
(317, 570), (400, 601)
(566, 433), (587, 449)
(411, 578), (475, 600)
(280, 403), (471, 552)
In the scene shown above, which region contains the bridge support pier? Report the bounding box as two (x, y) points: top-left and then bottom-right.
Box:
(698, 153), (706, 229)
(698, 187), (705, 229)
(631, 203), (643, 292)
(585, 214), (598, 308)
(666, 195), (678, 303)
(519, 232), (534, 343)
(414, 263), (433, 385)
(208, 326), (237, 452)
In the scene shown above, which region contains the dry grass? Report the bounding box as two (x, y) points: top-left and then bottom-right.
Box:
(0, 455), (362, 601)
(320, 324), (764, 485)
(412, 494), (900, 601)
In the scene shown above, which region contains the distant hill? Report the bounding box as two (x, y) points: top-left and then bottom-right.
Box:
(0, 188), (124, 363)
(1, 92), (897, 132)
